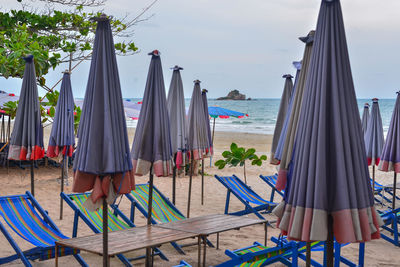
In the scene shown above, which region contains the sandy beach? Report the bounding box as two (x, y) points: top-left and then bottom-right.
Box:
(0, 130), (399, 266)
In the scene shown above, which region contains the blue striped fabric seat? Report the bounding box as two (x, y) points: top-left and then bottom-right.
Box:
(0, 192), (87, 266)
(259, 174), (285, 203)
(215, 175), (276, 220)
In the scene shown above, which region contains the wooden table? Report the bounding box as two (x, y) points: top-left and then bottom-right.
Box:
(156, 214), (268, 267)
(55, 225), (200, 267)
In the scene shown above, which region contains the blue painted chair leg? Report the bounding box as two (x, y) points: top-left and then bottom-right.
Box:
(224, 190), (231, 214)
(72, 211), (79, 238)
(117, 254), (132, 267)
(358, 243), (365, 267)
(0, 222), (32, 267)
(334, 242), (341, 267)
(73, 253), (89, 267)
(154, 247), (169, 261)
(171, 242), (186, 255)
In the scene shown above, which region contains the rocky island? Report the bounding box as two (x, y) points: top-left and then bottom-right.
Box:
(217, 90), (250, 100)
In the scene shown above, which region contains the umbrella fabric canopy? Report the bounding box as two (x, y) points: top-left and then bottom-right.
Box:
(201, 89), (213, 156)
(361, 103), (370, 135)
(167, 65), (187, 169)
(8, 55), (45, 162)
(270, 74), (293, 164)
(273, 0), (383, 244)
(187, 80), (211, 160)
(379, 93), (400, 172)
(131, 50), (173, 177)
(208, 106), (247, 119)
(274, 31), (315, 190)
(72, 16), (134, 208)
(274, 62), (301, 163)
(47, 72), (75, 158)
(365, 98), (384, 166)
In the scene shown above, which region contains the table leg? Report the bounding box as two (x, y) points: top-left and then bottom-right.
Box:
(264, 222), (268, 246)
(203, 236), (207, 267)
(198, 236), (201, 267)
(55, 244), (58, 267)
(217, 233), (219, 250)
(151, 247), (154, 267)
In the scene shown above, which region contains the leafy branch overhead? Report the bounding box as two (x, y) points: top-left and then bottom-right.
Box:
(215, 143), (267, 184)
(0, 1), (143, 86)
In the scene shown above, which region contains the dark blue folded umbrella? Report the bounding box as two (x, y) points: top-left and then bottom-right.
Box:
(201, 89), (213, 155)
(47, 72), (75, 158)
(361, 103), (370, 135)
(73, 15), (134, 207)
(8, 55), (45, 196)
(270, 74), (293, 164)
(365, 98), (384, 166)
(131, 50), (173, 177)
(273, 0), (382, 245)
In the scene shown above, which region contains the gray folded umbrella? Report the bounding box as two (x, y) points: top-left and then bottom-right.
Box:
(167, 65), (187, 169)
(72, 15), (134, 266)
(270, 74), (293, 164)
(47, 72), (75, 219)
(379, 92), (400, 210)
(274, 31), (315, 190)
(8, 55), (45, 196)
(167, 65), (186, 205)
(361, 103), (370, 135)
(273, 0), (383, 250)
(365, 98), (384, 166)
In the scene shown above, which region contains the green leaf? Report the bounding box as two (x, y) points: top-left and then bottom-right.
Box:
(230, 142), (238, 152)
(222, 151), (232, 158)
(260, 155), (267, 161)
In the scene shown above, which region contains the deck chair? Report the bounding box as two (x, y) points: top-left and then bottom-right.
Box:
(214, 175), (277, 220)
(173, 260), (192, 267)
(372, 179), (400, 206)
(61, 192), (168, 266)
(379, 207), (400, 246)
(0, 191), (87, 267)
(271, 236), (365, 267)
(259, 174), (284, 203)
(125, 183), (213, 254)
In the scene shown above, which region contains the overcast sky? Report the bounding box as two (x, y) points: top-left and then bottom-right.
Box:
(1, 0), (400, 99)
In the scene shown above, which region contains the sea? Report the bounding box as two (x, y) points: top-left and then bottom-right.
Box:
(125, 98), (396, 135)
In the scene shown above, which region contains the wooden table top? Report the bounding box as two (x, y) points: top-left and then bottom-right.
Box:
(155, 214), (267, 235)
(55, 225), (199, 256)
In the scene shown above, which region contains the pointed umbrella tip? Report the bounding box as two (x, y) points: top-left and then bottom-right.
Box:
(148, 50), (160, 56)
(282, 74), (293, 79)
(91, 13), (110, 21)
(23, 55), (34, 62)
(194, 79), (201, 84)
(364, 103), (370, 107)
(372, 98), (379, 102)
(62, 69), (71, 74)
(202, 89), (208, 93)
(299, 30), (315, 44)
(171, 65), (183, 71)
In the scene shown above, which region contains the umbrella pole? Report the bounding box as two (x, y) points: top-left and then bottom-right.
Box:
(172, 154), (176, 205)
(306, 242), (311, 267)
(326, 215), (334, 267)
(201, 159), (204, 205)
(146, 164), (154, 266)
(210, 118), (216, 167)
(187, 154), (193, 218)
(30, 161), (35, 196)
(372, 165), (375, 192)
(393, 172), (397, 210)
(102, 197), (109, 267)
(59, 155), (66, 220)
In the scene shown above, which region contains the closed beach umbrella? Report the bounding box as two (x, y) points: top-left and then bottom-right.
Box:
(274, 30), (315, 190)
(8, 55), (45, 196)
(379, 92), (400, 210)
(270, 74), (293, 165)
(186, 80), (210, 217)
(364, 98), (384, 188)
(167, 65), (187, 205)
(273, 2), (382, 266)
(274, 62), (301, 162)
(361, 103), (370, 135)
(47, 72), (75, 220)
(131, 50), (173, 265)
(200, 89), (213, 205)
(72, 15), (134, 267)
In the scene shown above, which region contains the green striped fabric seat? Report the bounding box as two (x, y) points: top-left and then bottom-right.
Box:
(233, 244), (289, 267)
(130, 184), (185, 223)
(70, 194), (130, 232)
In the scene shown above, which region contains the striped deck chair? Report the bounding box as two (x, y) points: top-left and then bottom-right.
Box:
(0, 192), (87, 267)
(125, 183), (213, 254)
(371, 179), (400, 205)
(259, 174), (284, 203)
(173, 260), (192, 267)
(271, 236), (365, 267)
(379, 207), (400, 246)
(216, 241), (299, 267)
(214, 175), (277, 220)
(61, 192), (168, 266)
